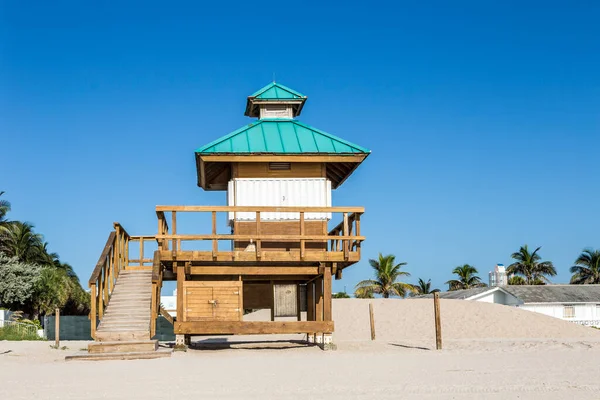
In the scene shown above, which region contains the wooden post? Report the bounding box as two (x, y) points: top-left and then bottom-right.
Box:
(355, 213), (361, 258)
(124, 235), (129, 268)
(299, 212), (305, 260)
(90, 284), (97, 339)
(270, 280), (275, 321)
(151, 282), (157, 338)
(177, 264), (184, 323)
(158, 215), (163, 251)
(103, 257), (109, 301)
(238, 275), (244, 321)
(98, 273), (104, 319)
(323, 266), (332, 322)
(172, 211), (177, 253)
(140, 238), (144, 267)
(212, 211), (217, 259)
(434, 292), (442, 350)
(296, 283), (302, 321)
(315, 276), (324, 344)
(369, 303), (375, 341)
(255, 211), (261, 260)
(307, 281), (315, 322)
(54, 308), (60, 348)
(343, 212), (349, 261)
(114, 224), (120, 264)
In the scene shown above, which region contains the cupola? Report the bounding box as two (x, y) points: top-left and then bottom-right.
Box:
(244, 82), (307, 119)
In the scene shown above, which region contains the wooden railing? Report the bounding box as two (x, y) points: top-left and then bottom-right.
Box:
(88, 223), (129, 339)
(155, 206), (364, 261)
(150, 250), (163, 338)
(328, 212), (361, 260)
(88, 223), (158, 338)
(128, 235), (156, 267)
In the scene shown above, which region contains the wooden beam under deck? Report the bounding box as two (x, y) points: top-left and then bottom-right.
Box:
(174, 321), (334, 335)
(187, 266), (320, 275)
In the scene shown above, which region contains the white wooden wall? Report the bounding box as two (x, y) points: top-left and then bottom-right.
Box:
(227, 178), (332, 221)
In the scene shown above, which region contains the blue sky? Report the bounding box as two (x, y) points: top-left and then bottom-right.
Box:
(1, 1), (599, 294)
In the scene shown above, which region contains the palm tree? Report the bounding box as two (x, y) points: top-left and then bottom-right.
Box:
(333, 292), (351, 299)
(507, 245), (556, 285)
(354, 286), (375, 298)
(0, 191), (10, 224)
(412, 278), (440, 295)
(354, 253), (414, 298)
(0, 221), (45, 263)
(446, 264), (486, 291)
(570, 248), (600, 284)
(508, 275), (526, 285)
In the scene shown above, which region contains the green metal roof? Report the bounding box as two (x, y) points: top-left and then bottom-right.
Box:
(196, 120), (370, 154)
(250, 82), (306, 100)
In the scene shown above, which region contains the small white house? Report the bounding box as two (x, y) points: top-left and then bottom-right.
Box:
(430, 285), (600, 328)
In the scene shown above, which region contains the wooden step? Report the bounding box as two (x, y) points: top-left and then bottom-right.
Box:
(99, 321), (149, 327)
(103, 310), (151, 315)
(99, 324), (149, 330)
(108, 297), (151, 302)
(102, 312), (151, 318)
(100, 314), (150, 320)
(107, 300), (151, 306)
(88, 340), (158, 353)
(66, 349), (171, 361)
(95, 330), (150, 341)
(100, 317), (149, 323)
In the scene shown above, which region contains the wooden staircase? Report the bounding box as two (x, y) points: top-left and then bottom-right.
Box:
(95, 270), (153, 341)
(67, 225), (171, 361)
(68, 270), (171, 361)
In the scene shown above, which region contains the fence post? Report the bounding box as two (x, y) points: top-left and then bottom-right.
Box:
(55, 308), (60, 348)
(433, 292), (442, 350)
(369, 302), (375, 340)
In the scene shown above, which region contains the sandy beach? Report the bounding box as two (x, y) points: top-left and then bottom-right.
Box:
(2, 299), (600, 399)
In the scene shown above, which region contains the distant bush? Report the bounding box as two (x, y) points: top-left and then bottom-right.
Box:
(0, 324), (43, 341)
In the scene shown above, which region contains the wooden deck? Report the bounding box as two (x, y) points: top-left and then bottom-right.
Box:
(88, 206), (364, 342)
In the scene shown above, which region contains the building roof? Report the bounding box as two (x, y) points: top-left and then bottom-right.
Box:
(417, 287), (493, 300)
(195, 119), (370, 154)
(503, 285), (600, 303)
(250, 82), (306, 100)
(419, 285), (600, 304)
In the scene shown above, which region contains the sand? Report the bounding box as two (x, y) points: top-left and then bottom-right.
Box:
(334, 298), (600, 344)
(2, 299), (600, 399)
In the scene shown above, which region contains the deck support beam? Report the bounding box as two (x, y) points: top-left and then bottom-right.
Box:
(174, 321), (334, 335)
(315, 275), (324, 344)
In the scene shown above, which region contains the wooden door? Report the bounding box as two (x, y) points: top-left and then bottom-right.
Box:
(183, 286), (213, 321)
(183, 281), (242, 322)
(212, 284), (242, 321)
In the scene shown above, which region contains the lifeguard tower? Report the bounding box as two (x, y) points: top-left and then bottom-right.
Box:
(84, 82), (369, 358)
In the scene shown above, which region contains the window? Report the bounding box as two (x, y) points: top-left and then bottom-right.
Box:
(563, 305), (575, 319)
(260, 105), (291, 119)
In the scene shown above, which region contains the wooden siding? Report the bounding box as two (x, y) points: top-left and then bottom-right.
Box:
(243, 282), (272, 309)
(236, 162), (325, 178)
(234, 221), (327, 251)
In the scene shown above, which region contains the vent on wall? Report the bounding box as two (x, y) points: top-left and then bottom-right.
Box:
(269, 162), (291, 170)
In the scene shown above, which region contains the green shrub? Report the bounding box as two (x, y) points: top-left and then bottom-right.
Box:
(0, 325), (43, 341)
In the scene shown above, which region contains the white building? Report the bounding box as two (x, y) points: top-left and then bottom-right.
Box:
(430, 285), (600, 328)
(160, 290), (177, 317)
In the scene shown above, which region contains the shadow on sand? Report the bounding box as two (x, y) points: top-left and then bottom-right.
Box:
(388, 343), (431, 351)
(162, 339), (317, 351)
